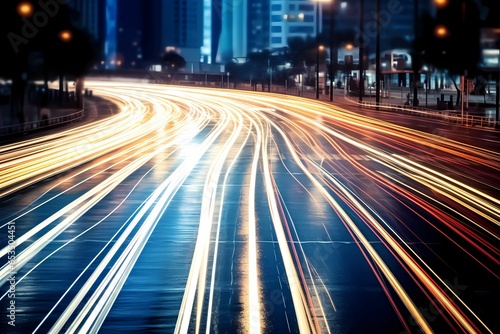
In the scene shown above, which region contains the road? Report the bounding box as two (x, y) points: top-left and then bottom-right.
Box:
(0, 80), (499, 333)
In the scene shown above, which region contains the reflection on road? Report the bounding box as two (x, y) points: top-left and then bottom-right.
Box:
(0, 81), (498, 333)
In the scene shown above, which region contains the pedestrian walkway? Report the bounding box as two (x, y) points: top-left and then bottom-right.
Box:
(0, 96), (117, 142)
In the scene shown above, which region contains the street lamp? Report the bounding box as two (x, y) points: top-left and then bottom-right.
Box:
(17, 2), (34, 17)
(359, 0), (365, 103)
(317, 45), (324, 99)
(313, 0), (339, 99)
(434, 0), (449, 8)
(58, 30), (73, 43)
(375, 0), (381, 106)
(329, 0), (335, 102)
(434, 25), (449, 38)
(315, 2), (321, 99)
(495, 29), (500, 128)
(412, 0), (420, 107)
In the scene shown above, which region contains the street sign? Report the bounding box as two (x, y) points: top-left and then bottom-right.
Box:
(466, 79), (474, 93)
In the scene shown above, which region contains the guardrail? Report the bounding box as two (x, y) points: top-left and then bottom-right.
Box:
(0, 108), (84, 138)
(346, 96), (499, 129)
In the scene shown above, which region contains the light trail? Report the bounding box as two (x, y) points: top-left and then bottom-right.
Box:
(0, 80), (497, 333)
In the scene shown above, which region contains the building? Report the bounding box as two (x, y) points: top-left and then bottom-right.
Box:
(67, 0), (100, 41)
(216, 0), (248, 63)
(269, 0), (317, 49)
(103, 0), (117, 69)
(248, 0), (270, 53)
(163, 0), (204, 63)
(141, 0), (163, 66)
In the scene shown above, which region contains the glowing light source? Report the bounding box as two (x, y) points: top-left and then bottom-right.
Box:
(59, 30), (73, 42)
(435, 25), (449, 38)
(17, 2), (34, 17)
(434, 0), (449, 8)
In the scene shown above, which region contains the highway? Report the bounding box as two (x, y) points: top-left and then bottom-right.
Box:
(0, 80), (499, 333)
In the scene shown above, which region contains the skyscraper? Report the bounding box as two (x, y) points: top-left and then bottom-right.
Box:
(269, 0), (318, 49)
(67, 0), (100, 41)
(248, 0), (270, 53)
(216, 0), (248, 63)
(104, 0), (117, 69)
(141, 0), (163, 65)
(163, 0), (204, 63)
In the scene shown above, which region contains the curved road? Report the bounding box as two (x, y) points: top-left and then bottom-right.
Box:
(0, 80), (498, 333)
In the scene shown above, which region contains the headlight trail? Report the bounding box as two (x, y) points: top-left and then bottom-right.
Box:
(0, 80), (497, 333)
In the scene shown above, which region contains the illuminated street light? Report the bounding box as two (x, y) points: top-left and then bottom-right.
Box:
(59, 30), (73, 43)
(314, 1), (323, 99)
(434, 0), (449, 8)
(359, 0), (365, 103)
(316, 44), (324, 99)
(17, 2), (34, 17)
(434, 25), (449, 38)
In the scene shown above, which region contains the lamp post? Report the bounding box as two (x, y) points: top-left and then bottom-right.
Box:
(359, 0), (364, 103)
(316, 2), (321, 99)
(375, 0), (381, 106)
(496, 34), (500, 128)
(412, 0), (420, 107)
(317, 45), (325, 99)
(329, 0), (335, 101)
(58, 29), (73, 102)
(268, 58), (272, 92)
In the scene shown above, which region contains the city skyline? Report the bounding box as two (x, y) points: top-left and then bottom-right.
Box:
(85, 0), (439, 69)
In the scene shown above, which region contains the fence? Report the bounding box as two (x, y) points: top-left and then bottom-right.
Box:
(346, 97), (499, 129)
(170, 77), (498, 129)
(0, 108), (84, 138)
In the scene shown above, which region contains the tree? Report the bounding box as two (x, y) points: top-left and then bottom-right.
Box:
(45, 27), (97, 103)
(246, 50), (272, 90)
(0, 1), (97, 122)
(417, 1), (481, 105)
(287, 36), (317, 76)
(161, 52), (186, 72)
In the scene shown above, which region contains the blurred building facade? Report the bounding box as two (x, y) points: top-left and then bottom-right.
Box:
(67, 0), (100, 40)
(248, 0), (270, 53)
(69, 0), (495, 73)
(163, 0), (204, 63)
(269, 0), (317, 49)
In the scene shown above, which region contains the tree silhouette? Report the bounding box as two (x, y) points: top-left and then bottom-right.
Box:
(0, 1), (97, 122)
(416, 1), (481, 106)
(161, 52), (186, 72)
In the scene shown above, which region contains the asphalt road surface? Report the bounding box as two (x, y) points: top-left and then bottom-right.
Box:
(0, 80), (498, 333)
